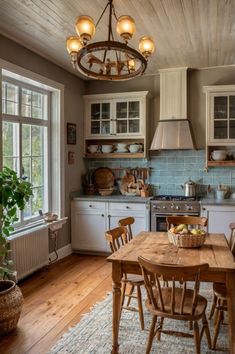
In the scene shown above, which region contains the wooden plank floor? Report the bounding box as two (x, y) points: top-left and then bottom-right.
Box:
(0, 254), (112, 354)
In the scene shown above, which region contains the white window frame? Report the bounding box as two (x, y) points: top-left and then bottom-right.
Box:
(2, 77), (51, 226)
(0, 59), (65, 231)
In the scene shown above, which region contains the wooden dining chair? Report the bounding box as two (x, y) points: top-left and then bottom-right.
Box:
(105, 226), (145, 329)
(166, 216), (208, 230)
(208, 222), (235, 349)
(138, 256), (211, 354)
(118, 216), (135, 242)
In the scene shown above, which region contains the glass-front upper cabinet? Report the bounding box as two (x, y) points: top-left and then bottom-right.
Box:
(89, 101), (111, 135)
(203, 85), (235, 145)
(115, 100), (140, 135)
(212, 94), (235, 141)
(84, 92), (147, 138)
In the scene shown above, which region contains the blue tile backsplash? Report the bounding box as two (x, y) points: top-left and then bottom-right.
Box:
(87, 149), (235, 197)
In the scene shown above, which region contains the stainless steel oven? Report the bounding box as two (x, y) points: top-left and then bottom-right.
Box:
(150, 196), (200, 232)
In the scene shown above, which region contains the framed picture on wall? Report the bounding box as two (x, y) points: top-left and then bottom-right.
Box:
(67, 123), (77, 145)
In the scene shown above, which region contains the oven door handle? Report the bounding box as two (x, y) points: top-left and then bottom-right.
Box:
(151, 213), (199, 216)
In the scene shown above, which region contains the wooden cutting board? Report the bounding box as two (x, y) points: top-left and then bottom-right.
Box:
(93, 167), (115, 189)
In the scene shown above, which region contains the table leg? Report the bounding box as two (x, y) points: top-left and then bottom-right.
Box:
(226, 272), (235, 354)
(112, 263), (122, 354)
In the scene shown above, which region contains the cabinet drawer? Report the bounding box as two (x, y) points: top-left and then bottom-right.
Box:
(109, 202), (147, 211)
(72, 200), (105, 210)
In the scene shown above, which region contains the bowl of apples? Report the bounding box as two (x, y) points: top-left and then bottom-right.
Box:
(168, 223), (207, 248)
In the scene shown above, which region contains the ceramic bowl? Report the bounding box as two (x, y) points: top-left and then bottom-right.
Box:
(211, 150), (227, 161)
(129, 144), (140, 153)
(88, 145), (98, 153)
(101, 145), (113, 153)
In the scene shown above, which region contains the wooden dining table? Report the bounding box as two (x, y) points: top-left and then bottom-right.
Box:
(107, 231), (235, 354)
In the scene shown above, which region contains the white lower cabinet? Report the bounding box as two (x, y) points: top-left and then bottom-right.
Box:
(201, 204), (235, 241)
(71, 201), (108, 253)
(71, 199), (150, 253)
(108, 202), (149, 235)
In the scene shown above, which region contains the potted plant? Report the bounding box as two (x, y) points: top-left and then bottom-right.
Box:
(0, 166), (32, 335)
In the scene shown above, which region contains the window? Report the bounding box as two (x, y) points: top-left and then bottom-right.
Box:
(2, 78), (50, 226)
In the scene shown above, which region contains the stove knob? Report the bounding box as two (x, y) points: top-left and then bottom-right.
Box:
(175, 205), (180, 210)
(171, 204), (175, 209)
(186, 205), (193, 211)
(162, 205), (166, 210)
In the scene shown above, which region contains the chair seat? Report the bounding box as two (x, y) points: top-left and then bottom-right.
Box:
(123, 274), (144, 285)
(146, 287), (207, 319)
(213, 282), (227, 299)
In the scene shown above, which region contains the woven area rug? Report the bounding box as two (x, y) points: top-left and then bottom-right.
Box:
(49, 283), (229, 354)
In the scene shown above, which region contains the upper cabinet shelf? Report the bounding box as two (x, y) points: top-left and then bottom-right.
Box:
(203, 85), (235, 168)
(83, 91), (149, 158)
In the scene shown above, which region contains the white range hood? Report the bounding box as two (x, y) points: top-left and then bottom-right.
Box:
(150, 67), (196, 150)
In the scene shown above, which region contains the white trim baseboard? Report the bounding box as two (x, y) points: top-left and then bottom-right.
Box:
(49, 243), (72, 263)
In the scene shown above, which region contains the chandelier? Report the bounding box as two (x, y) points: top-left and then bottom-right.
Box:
(66, 0), (155, 81)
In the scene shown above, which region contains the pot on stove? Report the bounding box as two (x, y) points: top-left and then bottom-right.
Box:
(181, 179), (196, 197)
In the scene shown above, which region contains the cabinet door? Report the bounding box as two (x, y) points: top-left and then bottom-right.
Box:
(114, 99), (142, 136)
(108, 212), (149, 236)
(88, 100), (112, 137)
(71, 209), (108, 252)
(201, 205), (235, 241)
(209, 93), (235, 143)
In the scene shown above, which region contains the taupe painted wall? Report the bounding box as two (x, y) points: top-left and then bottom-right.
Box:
(0, 34), (86, 249)
(85, 66), (235, 149)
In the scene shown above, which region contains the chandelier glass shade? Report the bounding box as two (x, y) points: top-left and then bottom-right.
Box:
(66, 0), (155, 81)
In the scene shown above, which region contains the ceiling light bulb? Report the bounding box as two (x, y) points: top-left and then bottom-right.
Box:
(116, 15), (136, 41)
(128, 59), (136, 71)
(139, 36), (155, 58)
(66, 36), (83, 54)
(76, 16), (95, 43)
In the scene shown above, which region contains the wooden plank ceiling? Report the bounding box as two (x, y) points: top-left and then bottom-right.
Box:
(0, 0), (235, 79)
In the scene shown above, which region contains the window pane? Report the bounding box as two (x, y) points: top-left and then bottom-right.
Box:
(129, 101), (139, 118)
(3, 157), (19, 172)
(3, 82), (19, 115)
(32, 106), (42, 119)
(91, 103), (100, 120)
(214, 120), (228, 139)
(22, 157), (31, 181)
(32, 187), (43, 216)
(6, 100), (18, 115)
(116, 102), (127, 118)
(229, 96), (235, 118)
(22, 104), (31, 117)
(214, 96), (227, 119)
(22, 124), (31, 156)
(32, 157), (43, 186)
(22, 89), (31, 105)
(117, 120), (127, 134)
(2, 121), (19, 158)
(32, 125), (43, 156)
(129, 119), (140, 133)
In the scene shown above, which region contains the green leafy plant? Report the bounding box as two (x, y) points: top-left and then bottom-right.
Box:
(0, 166), (33, 279)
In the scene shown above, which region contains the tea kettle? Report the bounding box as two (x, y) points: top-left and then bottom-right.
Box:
(181, 179), (196, 197)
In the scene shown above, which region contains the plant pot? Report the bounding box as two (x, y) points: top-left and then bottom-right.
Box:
(0, 280), (23, 335)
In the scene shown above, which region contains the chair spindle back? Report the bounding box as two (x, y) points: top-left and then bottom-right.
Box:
(105, 226), (128, 253)
(138, 256), (209, 316)
(118, 217), (135, 242)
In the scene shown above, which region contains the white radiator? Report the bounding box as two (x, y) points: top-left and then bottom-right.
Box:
(9, 225), (49, 281)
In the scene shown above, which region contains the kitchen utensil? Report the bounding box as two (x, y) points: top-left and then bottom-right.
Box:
(216, 190), (226, 201)
(211, 150), (227, 161)
(120, 172), (135, 195)
(181, 179), (196, 197)
(93, 167), (115, 189)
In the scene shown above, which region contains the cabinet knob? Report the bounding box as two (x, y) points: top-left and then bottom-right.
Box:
(89, 204), (92, 208)
(202, 207), (206, 211)
(101, 214), (105, 217)
(126, 206), (130, 209)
